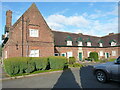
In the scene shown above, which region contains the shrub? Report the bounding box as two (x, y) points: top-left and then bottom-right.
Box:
(89, 52), (99, 61)
(4, 57), (21, 75)
(24, 58), (35, 73)
(33, 57), (48, 70)
(48, 56), (68, 69)
(69, 57), (76, 64)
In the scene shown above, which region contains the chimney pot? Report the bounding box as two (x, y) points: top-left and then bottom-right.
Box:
(6, 10), (12, 32)
(109, 33), (114, 35)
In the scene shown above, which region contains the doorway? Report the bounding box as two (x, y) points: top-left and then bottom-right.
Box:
(79, 52), (82, 61)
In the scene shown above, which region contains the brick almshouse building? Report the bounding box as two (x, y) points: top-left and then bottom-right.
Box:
(2, 3), (120, 61)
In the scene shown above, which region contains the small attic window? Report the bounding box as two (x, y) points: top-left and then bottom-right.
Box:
(87, 42), (91, 46)
(76, 37), (83, 46)
(67, 41), (72, 46)
(111, 41), (116, 46)
(99, 43), (103, 47)
(65, 36), (73, 46)
(109, 40), (117, 46)
(86, 38), (92, 46)
(98, 40), (103, 47)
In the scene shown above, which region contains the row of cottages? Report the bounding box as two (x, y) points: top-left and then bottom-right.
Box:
(2, 3), (120, 61)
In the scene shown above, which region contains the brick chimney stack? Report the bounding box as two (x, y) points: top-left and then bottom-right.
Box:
(6, 10), (12, 32)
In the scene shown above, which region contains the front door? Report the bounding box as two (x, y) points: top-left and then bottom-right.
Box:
(79, 53), (82, 61)
(106, 53), (109, 58)
(105, 53), (109, 58)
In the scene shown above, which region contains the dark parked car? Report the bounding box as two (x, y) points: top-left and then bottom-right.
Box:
(93, 56), (120, 83)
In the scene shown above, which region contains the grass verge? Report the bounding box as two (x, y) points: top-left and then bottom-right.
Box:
(10, 69), (64, 77)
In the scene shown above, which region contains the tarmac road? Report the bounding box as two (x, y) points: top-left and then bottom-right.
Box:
(2, 66), (120, 88)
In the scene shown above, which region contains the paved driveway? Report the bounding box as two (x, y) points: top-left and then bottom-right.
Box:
(2, 66), (120, 88)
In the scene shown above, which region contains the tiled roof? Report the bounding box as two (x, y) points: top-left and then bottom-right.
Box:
(52, 31), (120, 47)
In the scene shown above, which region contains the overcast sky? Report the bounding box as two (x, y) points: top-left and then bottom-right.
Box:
(1, 2), (118, 43)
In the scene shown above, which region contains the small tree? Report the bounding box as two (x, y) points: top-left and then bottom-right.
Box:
(69, 57), (76, 64)
(89, 52), (99, 61)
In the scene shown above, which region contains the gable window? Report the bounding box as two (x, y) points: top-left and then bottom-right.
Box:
(78, 41), (83, 46)
(29, 29), (39, 37)
(111, 42), (116, 46)
(87, 42), (91, 46)
(67, 41), (72, 46)
(99, 43), (103, 47)
(29, 50), (39, 57)
(112, 51), (116, 56)
(54, 53), (59, 56)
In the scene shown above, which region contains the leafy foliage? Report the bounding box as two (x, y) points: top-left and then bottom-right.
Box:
(4, 56), (68, 76)
(33, 57), (48, 70)
(89, 52), (99, 61)
(48, 56), (68, 69)
(69, 57), (76, 64)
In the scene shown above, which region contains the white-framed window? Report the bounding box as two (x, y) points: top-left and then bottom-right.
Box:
(87, 42), (91, 46)
(78, 41), (83, 46)
(29, 29), (39, 37)
(87, 51), (91, 57)
(112, 51), (116, 56)
(99, 51), (103, 56)
(67, 52), (73, 58)
(99, 43), (103, 47)
(67, 41), (72, 46)
(29, 50), (39, 57)
(111, 42), (116, 46)
(54, 53), (59, 56)
(61, 53), (66, 57)
(5, 51), (7, 59)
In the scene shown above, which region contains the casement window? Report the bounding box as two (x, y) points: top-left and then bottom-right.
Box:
(29, 29), (39, 37)
(5, 51), (7, 59)
(61, 53), (66, 57)
(111, 42), (116, 46)
(99, 43), (103, 47)
(29, 50), (39, 57)
(112, 51), (116, 56)
(87, 51), (91, 57)
(87, 42), (91, 46)
(67, 52), (73, 58)
(54, 53), (59, 56)
(67, 41), (72, 46)
(99, 51), (103, 56)
(78, 41), (83, 46)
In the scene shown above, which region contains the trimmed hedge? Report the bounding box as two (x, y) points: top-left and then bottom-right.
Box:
(69, 57), (76, 64)
(89, 52), (99, 61)
(48, 56), (68, 69)
(33, 57), (48, 70)
(4, 56), (68, 75)
(4, 57), (48, 75)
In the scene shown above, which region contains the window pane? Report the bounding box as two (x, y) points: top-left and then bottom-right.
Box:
(29, 29), (39, 37)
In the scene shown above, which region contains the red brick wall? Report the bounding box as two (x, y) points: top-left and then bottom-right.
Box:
(3, 5), (54, 59)
(55, 47), (119, 61)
